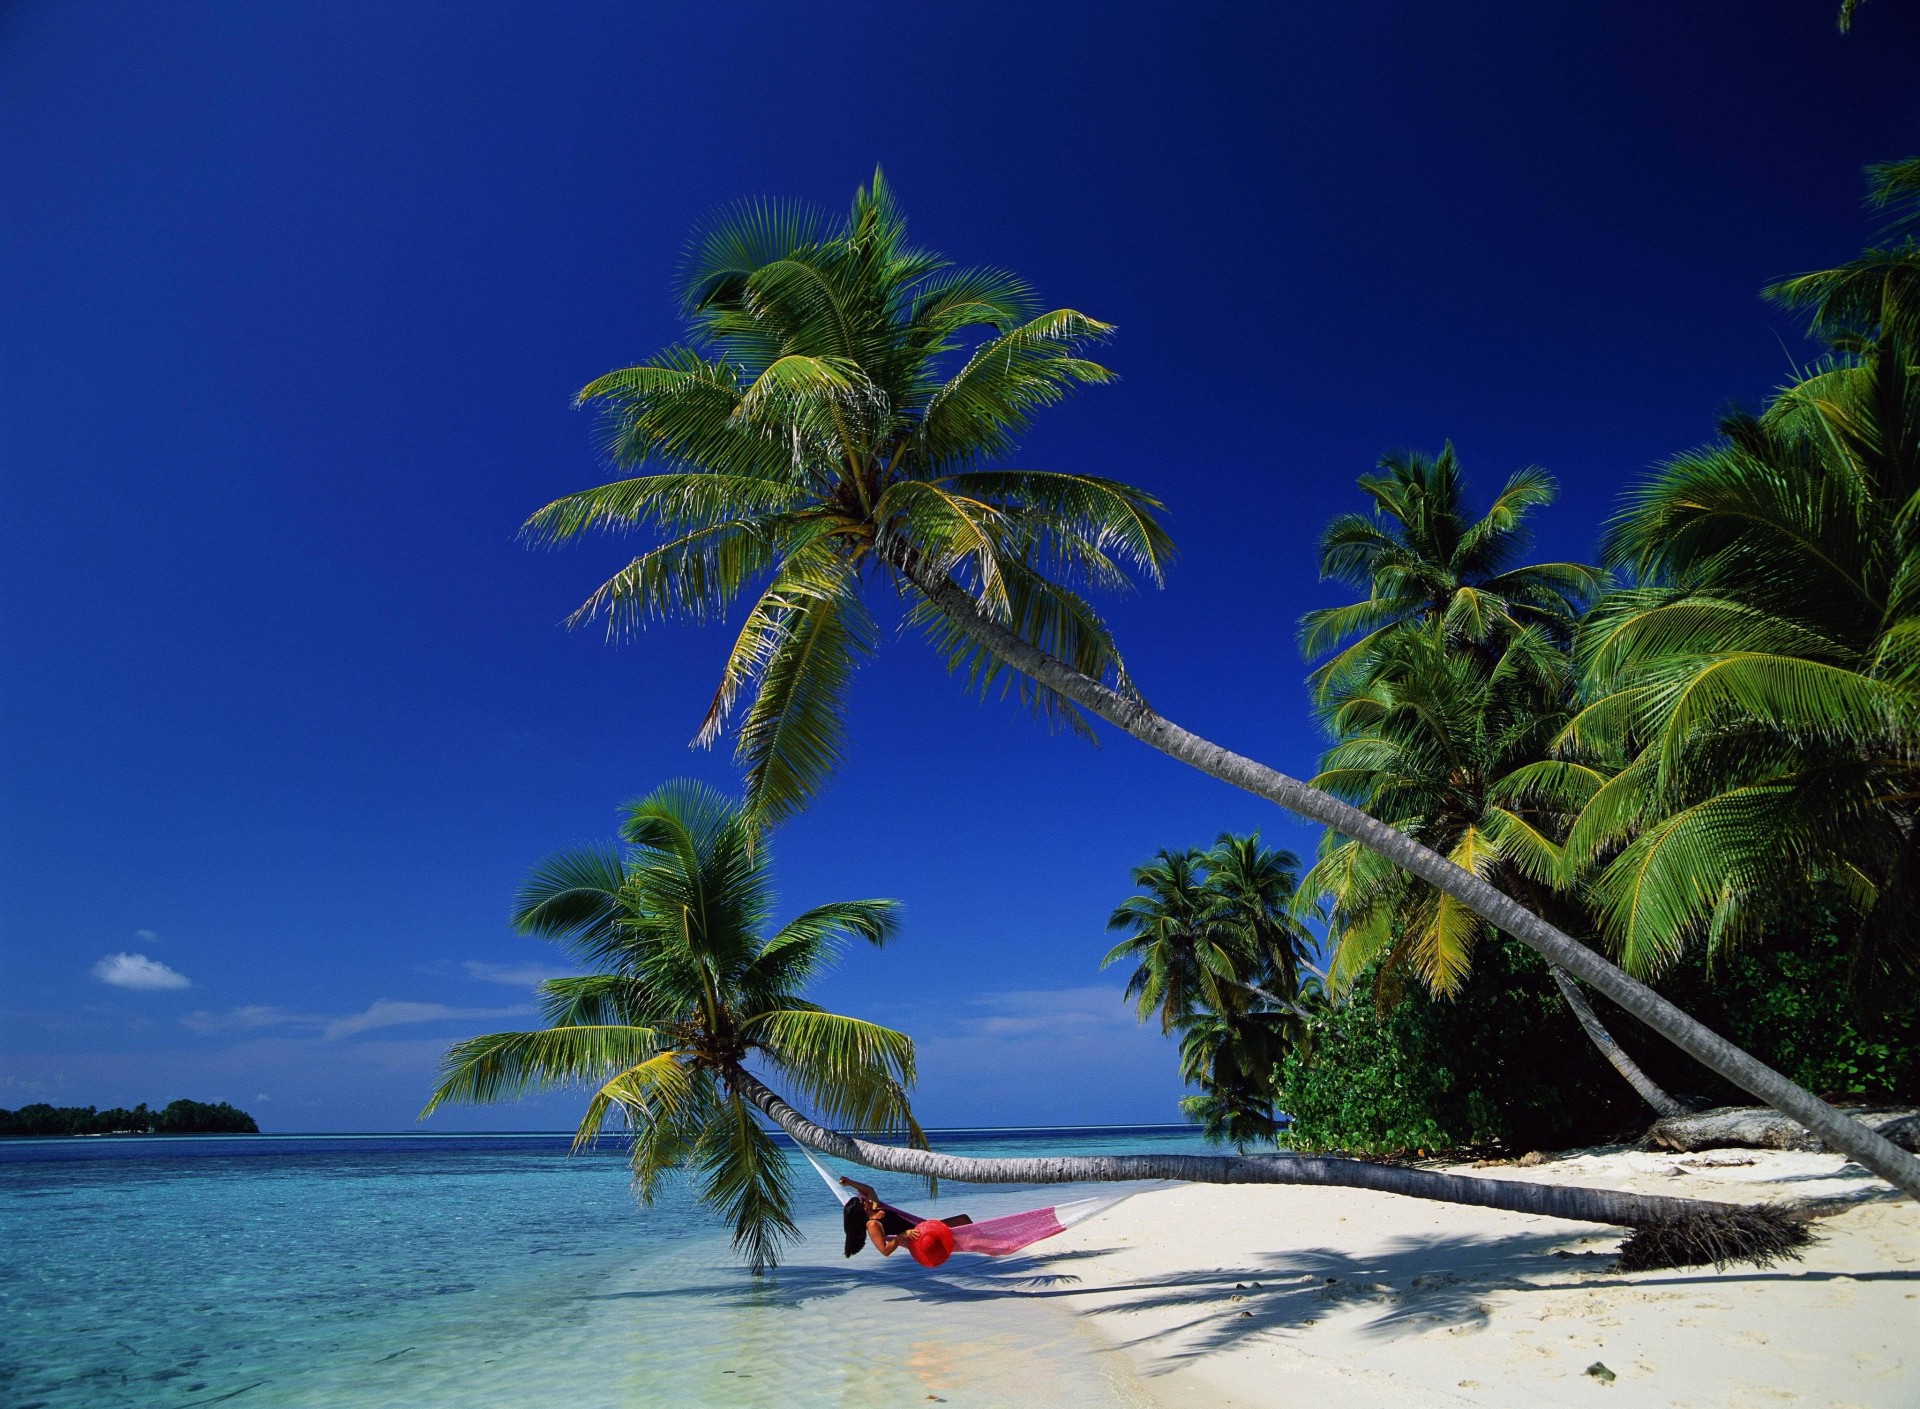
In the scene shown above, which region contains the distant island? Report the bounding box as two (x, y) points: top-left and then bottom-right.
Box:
(0, 1099), (259, 1137)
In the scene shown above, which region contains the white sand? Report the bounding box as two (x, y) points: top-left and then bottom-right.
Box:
(1035, 1147), (1919, 1408)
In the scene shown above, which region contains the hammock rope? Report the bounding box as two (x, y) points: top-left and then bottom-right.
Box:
(799, 1146), (1156, 1257)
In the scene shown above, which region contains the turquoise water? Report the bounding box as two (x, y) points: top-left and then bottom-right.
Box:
(0, 1127), (1208, 1408)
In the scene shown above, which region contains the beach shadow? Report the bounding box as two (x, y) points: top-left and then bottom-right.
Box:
(1025, 1227), (1622, 1369)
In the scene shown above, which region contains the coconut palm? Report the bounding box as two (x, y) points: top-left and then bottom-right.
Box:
(1298, 448), (1605, 703)
(1295, 463), (1683, 1114)
(1177, 1004), (1300, 1148)
(728, 1068), (1810, 1271)
(1563, 161), (1920, 1012)
(1565, 325), (1920, 1011)
(1204, 832), (1321, 1009)
(525, 174), (1920, 1196)
(1300, 627), (1689, 1116)
(430, 786), (1809, 1269)
(1764, 160), (1920, 350)
(420, 780), (919, 1272)
(1104, 836), (1321, 1143)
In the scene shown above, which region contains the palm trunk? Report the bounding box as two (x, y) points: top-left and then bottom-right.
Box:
(1549, 965), (1691, 1120)
(1234, 976), (1315, 1022)
(907, 568), (1920, 1200)
(730, 1068), (1806, 1270)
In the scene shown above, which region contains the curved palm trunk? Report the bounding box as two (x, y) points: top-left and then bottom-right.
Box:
(730, 1069), (1787, 1252)
(1549, 965), (1691, 1120)
(907, 569), (1920, 1200)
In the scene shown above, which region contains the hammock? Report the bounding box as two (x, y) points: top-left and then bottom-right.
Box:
(799, 1148), (1146, 1257)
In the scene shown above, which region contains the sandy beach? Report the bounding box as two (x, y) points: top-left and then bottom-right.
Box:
(1040, 1148), (1919, 1408)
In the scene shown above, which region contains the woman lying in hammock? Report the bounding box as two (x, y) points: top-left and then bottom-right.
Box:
(839, 1176), (972, 1261)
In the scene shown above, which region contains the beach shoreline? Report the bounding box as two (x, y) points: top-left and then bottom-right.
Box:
(1037, 1146), (1918, 1408)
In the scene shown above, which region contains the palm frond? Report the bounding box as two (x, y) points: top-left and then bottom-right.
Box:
(421, 1025), (665, 1115)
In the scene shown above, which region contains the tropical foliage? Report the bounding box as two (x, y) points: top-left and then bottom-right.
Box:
(520, 170), (1920, 1194)
(1102, 835), (1322, 1145)
(1272, 160), (1920, 1155)
(1300, 625), (1588, 997)
(0, 1099), (258, 1137)
(1275, 937), (1651, 1155)
(422, 780), (920, 1271)
(1298, 447), (1602, 704)
(525, 173), (1170, 825)
(1560, 157), (1920, 1011)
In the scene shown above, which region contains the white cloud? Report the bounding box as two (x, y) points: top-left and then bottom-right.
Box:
(134, 929), (160, 944)
(462, 960), (576, 988)
(322, 1000), (533, 1041)
(180, 1005), (311, 1035)
(900, 984), (1187, 1128)
(181, 999), (534, 1041)
(92, 952), (191, 991)
(964, 985), (1141, 1038)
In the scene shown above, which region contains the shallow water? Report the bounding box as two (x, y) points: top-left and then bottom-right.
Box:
(0, 1127), (1207, 1407)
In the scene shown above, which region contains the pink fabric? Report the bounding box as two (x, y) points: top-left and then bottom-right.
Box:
(881, 1201), (1067, 1257)
(949, 1206), (1067, 1256)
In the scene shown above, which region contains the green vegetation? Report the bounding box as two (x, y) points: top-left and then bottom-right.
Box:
(525, 173), (1168, 827)
(521, 167), (1920, 1196)
(422, 780), (922, 1273)
(1102, 836), (1321, 1146)
(0, 1099), (258, 1137)
(1259, 158), (1920, 1155)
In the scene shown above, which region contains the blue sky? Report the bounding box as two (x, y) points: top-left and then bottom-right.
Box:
(4, 1), (1917, 1132)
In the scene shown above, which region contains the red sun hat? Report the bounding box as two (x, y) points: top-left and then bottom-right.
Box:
(906, 1219), (955, 1268)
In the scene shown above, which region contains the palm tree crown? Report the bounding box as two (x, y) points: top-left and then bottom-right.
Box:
(1102, 835), (1320, 1146)
(422, 780), (919, 1271)
(1565, 340), (1920, 998)
(1302, 627), (1586, 995)
(525, 173), (1172, 823)
(1298, 446), (1604, 703)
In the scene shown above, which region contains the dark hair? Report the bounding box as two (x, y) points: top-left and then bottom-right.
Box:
(843, 1198), (869, 1257)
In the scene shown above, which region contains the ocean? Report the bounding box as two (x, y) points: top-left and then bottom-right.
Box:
(0, 1126), (1211, 1408)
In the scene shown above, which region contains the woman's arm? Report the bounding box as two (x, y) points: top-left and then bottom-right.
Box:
(839, 1176), (878, 1203)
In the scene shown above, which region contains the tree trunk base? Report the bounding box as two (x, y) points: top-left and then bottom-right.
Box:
(1643, 1106), (1919, 1155)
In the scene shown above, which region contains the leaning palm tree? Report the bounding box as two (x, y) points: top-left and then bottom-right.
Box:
(729, 1067), (1810, 1272)
(522, 173), (1920, 1197)
(420, 780), (920, 1272)
(430, 781), (1807, 1270)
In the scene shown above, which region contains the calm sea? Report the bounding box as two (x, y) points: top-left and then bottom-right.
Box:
(0, 1126), (1209, 1408)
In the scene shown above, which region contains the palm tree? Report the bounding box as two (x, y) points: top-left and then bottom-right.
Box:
(1104, 835), (1322, 1143)
(1204, 831), (1321, 1011)
(1564, 263), (1920, 1014)
(1177, 1005), (1298, 1148)
(427, 782), (1807, 1270)
(420, 780), (920, 1272)
(1298, 448), (1605, 703)
(1298, 627), (1690, 1118)
(524, 173), (1920, 1197)
(728, 1068), (1810, 1271)
(1293, 452), (1684, 1113)
(1102, 849), (1231, 1033)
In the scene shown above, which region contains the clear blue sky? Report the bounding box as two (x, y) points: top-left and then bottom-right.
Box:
(4, 1), (1917, 1131)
